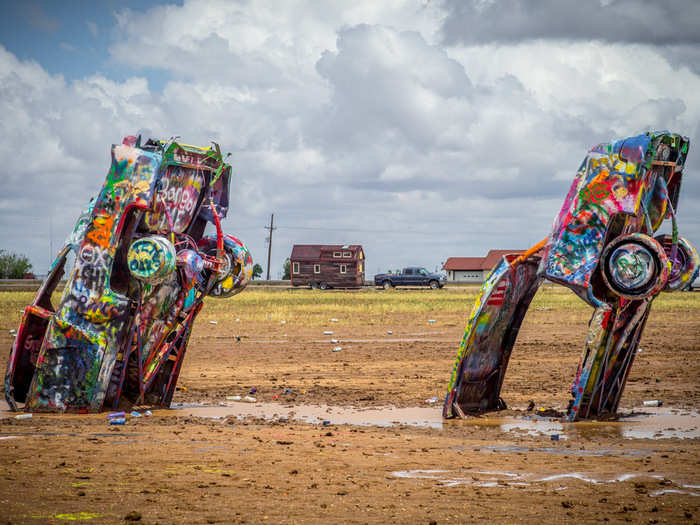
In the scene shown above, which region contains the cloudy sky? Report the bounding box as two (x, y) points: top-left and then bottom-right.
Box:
(1, 0), (699, 278)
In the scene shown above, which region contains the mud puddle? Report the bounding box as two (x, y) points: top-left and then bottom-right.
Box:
(172, 402), (444, 429)
(2, 399), (697, 441)
(172, 403), (700, 440)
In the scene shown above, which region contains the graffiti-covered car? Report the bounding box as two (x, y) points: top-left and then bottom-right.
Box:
(444, 131), (699, 421)
(5, 136), (253, 412)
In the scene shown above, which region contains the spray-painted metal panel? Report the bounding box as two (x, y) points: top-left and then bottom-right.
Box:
(445, 131), (699, 421)
(5, 136), (253, 412)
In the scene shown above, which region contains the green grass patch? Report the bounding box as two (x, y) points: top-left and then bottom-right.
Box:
(2, 285), (698, 330)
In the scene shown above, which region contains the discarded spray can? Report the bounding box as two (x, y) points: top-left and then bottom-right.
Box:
(130, 411), (142, 418)
(110, 417), (127, 425)
(643, 400), (663, 407)
(107, 411), (126, 419)
(14, 413), (32, 420)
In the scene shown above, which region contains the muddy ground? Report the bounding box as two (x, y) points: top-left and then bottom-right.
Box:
(0, 287), (698, 524)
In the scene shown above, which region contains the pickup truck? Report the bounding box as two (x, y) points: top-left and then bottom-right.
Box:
(374, 267), (446, 289)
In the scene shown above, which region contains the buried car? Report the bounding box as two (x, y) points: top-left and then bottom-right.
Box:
(444, 131), (699, 421)
(5, 136), (253, 412)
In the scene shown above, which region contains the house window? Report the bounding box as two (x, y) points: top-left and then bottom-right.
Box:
(358, 262), (363, 273)
(343, 252), (351, 258)
(314, 264), (321, 274)
(292, 262), (299, 274)
(340, 264), (347, 274)
(333, 252), (341, 258)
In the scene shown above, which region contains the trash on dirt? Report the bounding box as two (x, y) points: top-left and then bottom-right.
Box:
(387, 330), (393, 335)
(332, 346), (342, 352)
(236, 336), (241, 342)
(107, 412), (126, 419)
(323, 331), (334, 335)
(209, 321), (218, 325)
(643, 400), (663, 407)
(14, 413), (32, 420)
(330, 338), (339, 343)
(428, 320), (436, 324)
(331, 318), (339, 322)
(280, 320), (286, 324)
(243, 396), (257, 403)
(4, 136), (253, 414)
(130, 411), (142, 418)
(144, 410), (152, 417)
(443, 131), (698, 422)
(8, 329), (16, 334)
(425, 397), (439, 404)
(322, 420), (331, 426)
(551, 434), (560, 441)
(235, 318), (241, 322)
(273, 394), (279, 400)
(109, 417), (127, 425)
(226, 395), (242, 401)
(284, 389), (293, 394)
(249, 387), (257, 394)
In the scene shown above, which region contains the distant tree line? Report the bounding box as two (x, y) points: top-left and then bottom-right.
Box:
(0, 250), (33, 279)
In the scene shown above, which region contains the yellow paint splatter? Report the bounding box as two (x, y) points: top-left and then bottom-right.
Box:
(54, 512), (103, 520)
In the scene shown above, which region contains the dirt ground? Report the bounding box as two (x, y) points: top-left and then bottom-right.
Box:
(0, 287), (698, 524)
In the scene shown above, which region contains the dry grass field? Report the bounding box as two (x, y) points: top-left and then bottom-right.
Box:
(0, 286), (698, 523)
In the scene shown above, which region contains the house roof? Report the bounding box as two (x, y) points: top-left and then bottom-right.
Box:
(442, 257), (484, 271)
(481, 249), (524, 269)
(291, 244), (363, 260)
(442, 250), (524, 271)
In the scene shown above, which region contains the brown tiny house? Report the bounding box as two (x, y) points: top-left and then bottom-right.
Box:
(290, 244), (365, 289)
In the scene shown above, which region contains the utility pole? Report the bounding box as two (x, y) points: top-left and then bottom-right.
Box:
(265, 213), (276, 280)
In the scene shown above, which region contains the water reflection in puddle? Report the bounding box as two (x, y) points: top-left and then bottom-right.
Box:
(1, 398), (698, 441)
(172, 403), (700, 440)
(391, 469), (699, 495)
(173, 402), (444, 429)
